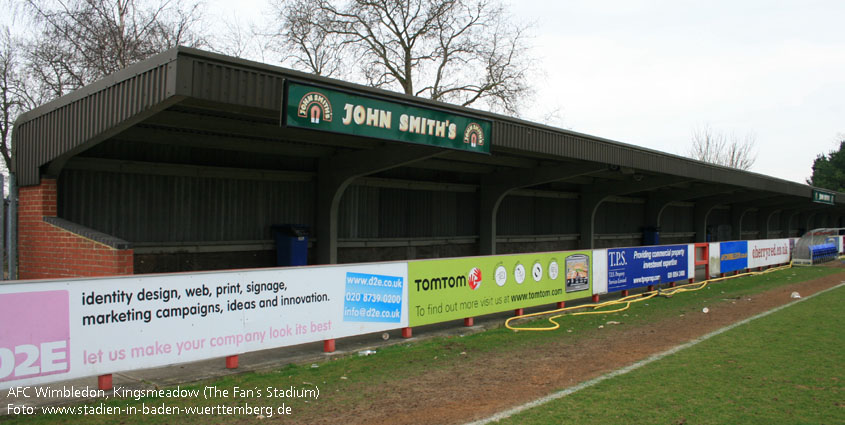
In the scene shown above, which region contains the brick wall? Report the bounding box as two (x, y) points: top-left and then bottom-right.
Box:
(18, 178), (134, 279)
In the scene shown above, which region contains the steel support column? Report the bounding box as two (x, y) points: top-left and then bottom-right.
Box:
(757, 207), (780, 239)
(780, 209), (801, 238)
(643, 185), (736, 229)
(578, 176), (689, 249)
(478, 163), (605, 255)
(316, 144), (443, 264)
(730, 206), (755, 241)
(694, 192), (771, 243)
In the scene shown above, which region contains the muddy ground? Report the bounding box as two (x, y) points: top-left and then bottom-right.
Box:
(287, 265), (845, 425)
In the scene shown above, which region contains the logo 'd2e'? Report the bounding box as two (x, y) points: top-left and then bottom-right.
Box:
(0, 291), (70, 384)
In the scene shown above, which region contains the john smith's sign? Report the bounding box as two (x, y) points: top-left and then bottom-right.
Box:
(285, 81), (491, 154)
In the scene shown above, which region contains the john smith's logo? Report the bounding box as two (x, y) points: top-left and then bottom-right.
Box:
(468, 268), (482, 290)
(463, 123), (485, 148)
(297, 92), (333, 124)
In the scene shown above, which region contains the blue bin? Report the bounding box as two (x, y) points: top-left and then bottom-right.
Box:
(271, 225), (309, 266)
(643, 226), (660, 246)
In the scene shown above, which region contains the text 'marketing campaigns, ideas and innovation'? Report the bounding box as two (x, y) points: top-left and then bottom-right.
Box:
(0, 263), (407, 389)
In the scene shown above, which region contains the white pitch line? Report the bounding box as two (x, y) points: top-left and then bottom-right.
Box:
(466, 282), (845, 425)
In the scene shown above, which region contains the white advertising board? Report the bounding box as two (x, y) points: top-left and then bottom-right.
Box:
(592, 249), (608, 295)
(708, 243), (721, 277)
(747, 239), (791, 268)
(0, 263), (408, 389)
(687, 244), (695, 281)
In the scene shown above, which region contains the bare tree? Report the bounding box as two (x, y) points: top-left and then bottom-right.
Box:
(212, 16), (270, 62)
(688, 125), (757, 170)
(0, 26), (39, 173)
(0, 28), (17, 172)
(263, 0), (347, 77)
(267, 0), (534, 115)
(22, 0), (207, 98)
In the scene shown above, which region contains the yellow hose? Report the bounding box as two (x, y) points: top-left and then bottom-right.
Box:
(505, 263), (793, 332)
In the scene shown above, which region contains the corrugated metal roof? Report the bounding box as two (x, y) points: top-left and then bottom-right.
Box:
(11, 47), (844, 206)
(14, 55), (177, 185)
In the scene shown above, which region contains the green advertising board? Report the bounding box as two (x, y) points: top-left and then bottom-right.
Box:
(284, 81), (491, 154)
(408, 251), (593, 326)
(812, 189), (835, 205)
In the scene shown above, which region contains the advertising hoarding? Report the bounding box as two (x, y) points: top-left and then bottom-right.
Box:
(0, 263), (407, 389)
(708, 243), (721, 277)
(719, 241), (749, 274)
(606, 245), (688, 292)
(285, 81), (492, 154)
(408, 251), (592, 326)
(592, 249), (608, 295)
(811, 189), (835, 205)
(747, 239), (791, 268)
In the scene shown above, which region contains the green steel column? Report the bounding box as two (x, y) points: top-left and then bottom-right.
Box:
(315, 145), (442, 264)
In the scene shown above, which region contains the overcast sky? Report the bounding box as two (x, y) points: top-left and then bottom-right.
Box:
(506, 0), (845, 185)
(204, 0), (843, 185)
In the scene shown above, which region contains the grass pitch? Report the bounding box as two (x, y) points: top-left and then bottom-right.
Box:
(2, 266), (842, 424)
(493, 282), (845, 424)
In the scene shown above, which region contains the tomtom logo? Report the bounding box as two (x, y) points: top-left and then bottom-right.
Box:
(415, 275), (467, 291)
(468, 268), (482, 290)
(0, 291), (71, 384)
(297, 92), (333, 124)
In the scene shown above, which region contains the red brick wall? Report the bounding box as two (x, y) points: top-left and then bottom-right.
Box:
(18, 178), (134, 279)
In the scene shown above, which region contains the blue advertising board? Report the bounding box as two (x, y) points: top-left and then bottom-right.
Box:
(719, 241), (748, 274)
(607, 245), (688, 292)
(343, 272), (404, 323)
